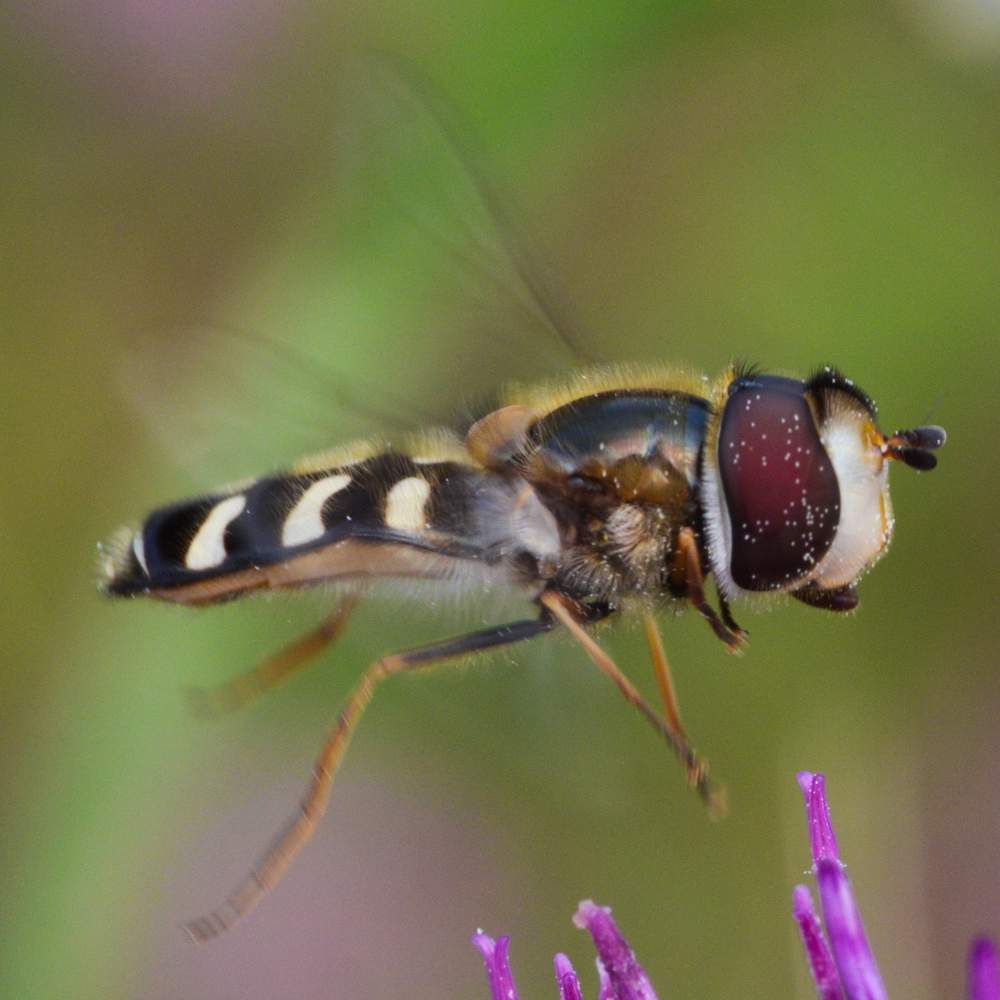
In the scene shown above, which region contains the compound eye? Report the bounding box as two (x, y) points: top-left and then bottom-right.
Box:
(718, 375), (841, 591)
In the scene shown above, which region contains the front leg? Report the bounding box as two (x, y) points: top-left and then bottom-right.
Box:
(676, 527), (747, 653)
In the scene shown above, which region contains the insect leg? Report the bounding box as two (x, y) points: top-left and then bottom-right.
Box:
(185, 591), (364, 718)
(183, 615), (554, 943)
(641, 610), (687, 740)
(539, 591), (725, 818)
(676, 527), (747, 652)
(717, 590), (746, 641)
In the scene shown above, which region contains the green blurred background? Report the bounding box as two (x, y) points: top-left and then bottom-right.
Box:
(3, 2), (999, 997)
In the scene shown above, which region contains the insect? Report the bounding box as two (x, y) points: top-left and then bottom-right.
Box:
(100, 361), (945, 941)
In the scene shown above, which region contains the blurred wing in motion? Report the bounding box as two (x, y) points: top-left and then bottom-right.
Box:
(331, 58), (598, 383)
(116, 322), (424, 484)
(116, 58), (598, 483)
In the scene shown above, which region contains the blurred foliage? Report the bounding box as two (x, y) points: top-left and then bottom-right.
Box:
(2, 1), (999, 998)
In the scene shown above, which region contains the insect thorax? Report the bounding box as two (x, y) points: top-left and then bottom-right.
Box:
(506, 389), (711, 603)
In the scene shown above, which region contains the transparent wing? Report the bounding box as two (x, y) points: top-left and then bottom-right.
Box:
(115, 58), (599, 483)
(116, 321), (428, 482)
(331, 58), (599, 379)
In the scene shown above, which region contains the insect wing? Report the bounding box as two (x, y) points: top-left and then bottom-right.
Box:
(326, 59), (597, 402)
(113, 60), (599, 486)
(115, 322), (412, 483)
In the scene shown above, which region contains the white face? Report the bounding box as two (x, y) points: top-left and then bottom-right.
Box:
(809, 402), (893, 590)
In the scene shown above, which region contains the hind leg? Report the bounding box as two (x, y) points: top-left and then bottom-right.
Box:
(183, 614), (554, 942)
(186, 592), (364, 718)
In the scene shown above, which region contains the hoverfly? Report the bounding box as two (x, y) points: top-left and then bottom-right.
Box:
(98, 67), (947, 942)
(101, 364), (945, 940)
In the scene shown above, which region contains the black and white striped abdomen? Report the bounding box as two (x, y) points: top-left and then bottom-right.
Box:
(101, 451), (560, 603)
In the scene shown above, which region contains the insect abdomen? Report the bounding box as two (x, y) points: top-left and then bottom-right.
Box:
(101, 452), (506, 604)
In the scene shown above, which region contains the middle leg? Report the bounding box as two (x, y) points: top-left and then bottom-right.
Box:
(540, 591), (725, 818)
(642, 609), (686, 740)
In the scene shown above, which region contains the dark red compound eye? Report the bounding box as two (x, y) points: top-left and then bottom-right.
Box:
(717, 375), (841, 591)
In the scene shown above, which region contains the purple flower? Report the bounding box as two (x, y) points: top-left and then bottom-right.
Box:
(472, 901), (659, 1000)
(792, 884), (841, 1000)
(472, 933), (519, 1000)
(793, 771), (888, 1000)
(969, 937), (1000, 1000)
(793, 772), (999, 1000)
(471, 771), (998, 999)
(573, 901), (659, 1000)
